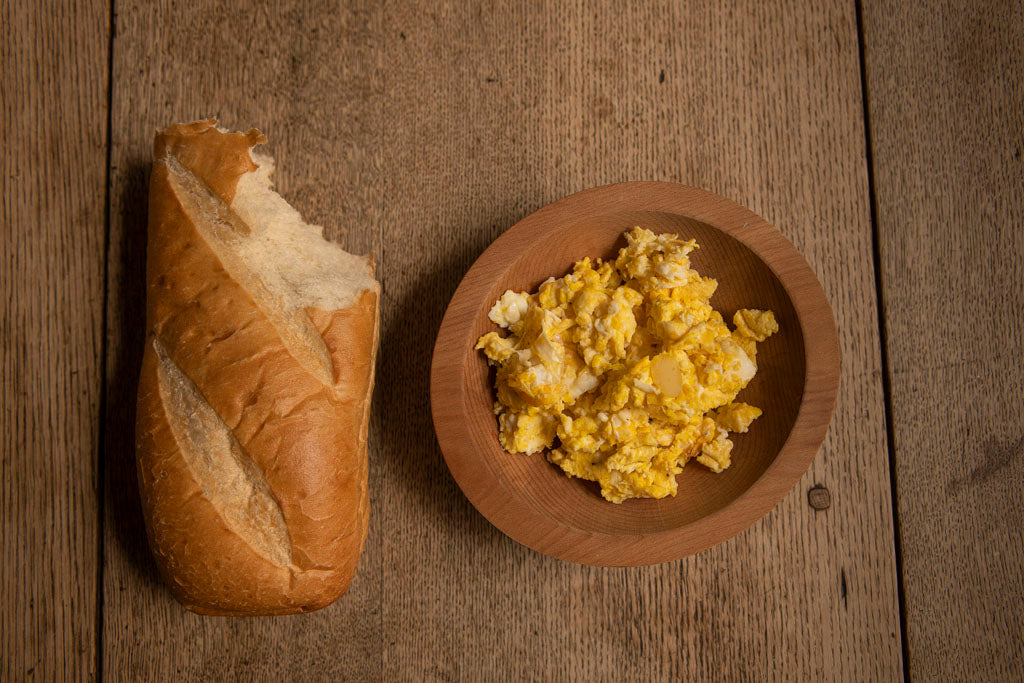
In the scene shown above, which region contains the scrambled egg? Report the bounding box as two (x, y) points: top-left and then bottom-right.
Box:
(476, 227), (778, 503)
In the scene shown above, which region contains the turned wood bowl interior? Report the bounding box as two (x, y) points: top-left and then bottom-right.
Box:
(431, 182), (839, 565)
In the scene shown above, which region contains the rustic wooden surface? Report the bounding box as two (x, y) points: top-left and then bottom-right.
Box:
(377, 5), (902, 678)
(1, 1), (109, 681)
(862, 1), (1024, 679)
(98, 1), (901, 679)
(3, 0), (1019, 679)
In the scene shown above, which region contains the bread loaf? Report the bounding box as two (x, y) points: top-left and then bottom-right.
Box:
(136, 120), (379, 615)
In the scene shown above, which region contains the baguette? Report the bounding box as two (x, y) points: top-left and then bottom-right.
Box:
(136, 120), (379, 615)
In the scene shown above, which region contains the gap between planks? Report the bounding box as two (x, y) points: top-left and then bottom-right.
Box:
(96, 0), (118, 679)
(855, 0), (909, 680)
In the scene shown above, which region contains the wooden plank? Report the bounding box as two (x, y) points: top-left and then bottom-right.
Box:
(104, 1), (901, 679)
(862, 1), (1024, 679)
(1, 1), (109, 680)
(101, 2), (384, 679)
(376, 1), (900, 679)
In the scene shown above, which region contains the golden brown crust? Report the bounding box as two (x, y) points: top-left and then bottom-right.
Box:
(153, 120), (265, 203)
(136, 120), (378, 615)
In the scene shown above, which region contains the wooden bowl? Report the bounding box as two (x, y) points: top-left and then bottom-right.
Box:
(430, 182), (839, 565)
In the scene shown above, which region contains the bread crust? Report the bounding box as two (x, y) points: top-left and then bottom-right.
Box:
(136, 120), (378, 615)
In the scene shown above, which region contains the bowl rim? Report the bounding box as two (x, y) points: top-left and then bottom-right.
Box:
(430, 181), (840, 565)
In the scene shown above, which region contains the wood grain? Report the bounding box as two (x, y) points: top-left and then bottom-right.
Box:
(862, 1), (1024, 679)
(431, 183), (840, 565)
(99, 0), (902, 679)
(1, 0), (109, 680)
(378, 0), (899, 679)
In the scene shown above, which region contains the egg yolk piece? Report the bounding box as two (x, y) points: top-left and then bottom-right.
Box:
(475, 227), (778, 503)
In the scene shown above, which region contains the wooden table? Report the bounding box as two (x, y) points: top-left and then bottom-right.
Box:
(3, 1), (1021, 680)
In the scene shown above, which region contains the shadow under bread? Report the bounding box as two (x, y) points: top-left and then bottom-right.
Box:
(104, 158), (164, 590)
